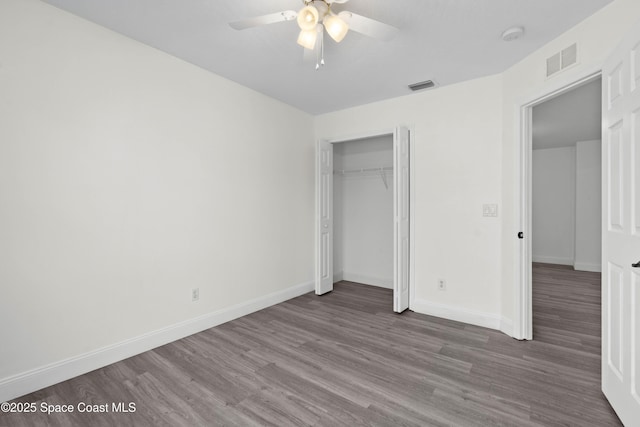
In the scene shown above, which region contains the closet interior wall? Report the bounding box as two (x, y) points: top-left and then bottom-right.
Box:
(333, 135), (394, 288)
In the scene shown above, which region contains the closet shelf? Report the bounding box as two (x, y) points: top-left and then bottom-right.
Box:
(334, 166), (393, 190)
(333, 166), (393, 175)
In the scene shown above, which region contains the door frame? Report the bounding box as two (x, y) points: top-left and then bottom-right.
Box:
(314, 126), (416, 311)
(514, 65), (602, 340)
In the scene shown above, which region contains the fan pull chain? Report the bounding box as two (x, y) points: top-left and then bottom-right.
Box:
(320, 28), (325, 66)
(316, 27), (325, 70)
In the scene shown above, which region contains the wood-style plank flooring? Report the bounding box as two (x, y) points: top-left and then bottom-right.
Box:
(1, 263), (621, 426)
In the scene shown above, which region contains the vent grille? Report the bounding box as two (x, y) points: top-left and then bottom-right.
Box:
(408, 80), (435, 91)
(546, 43), (578, 77)
(561, 44), (577, 68)
(546, 53), (561, 77)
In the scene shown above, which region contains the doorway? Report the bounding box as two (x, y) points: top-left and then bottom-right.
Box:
(531, 78), (602, 272)
(315, 127), (411, 313)
(530, 78), (602, 339)
(333, 135), (394, 289)
(515, 70), (601, 340)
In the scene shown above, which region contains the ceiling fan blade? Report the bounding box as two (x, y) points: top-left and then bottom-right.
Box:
(338, 11), (399, 41)
(229, 10), (297, 30)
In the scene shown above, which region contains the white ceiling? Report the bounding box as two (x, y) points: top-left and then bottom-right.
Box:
(532, 78), (602, 150)
(41, 0), (613, 115)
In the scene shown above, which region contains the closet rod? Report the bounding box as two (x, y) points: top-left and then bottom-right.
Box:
(333, 166), (393, 175)
(334, 166), (392, 190)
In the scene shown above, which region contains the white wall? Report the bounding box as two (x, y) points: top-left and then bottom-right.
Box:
(500, 0), (640, 323)
(333, 136), (394, 288)
(575, 140), (602, 272)
(317, 0), (640, 335)
(531, 142), (602, 270)
(315, 75), (504, 331)
(532, 147), (576, 265)
(2, 0), (638, 401)
(0, 0), (314, 400)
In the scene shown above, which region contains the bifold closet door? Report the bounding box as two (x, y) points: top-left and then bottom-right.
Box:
(394, 127), (410, 312)
(316, 140), (333, 295)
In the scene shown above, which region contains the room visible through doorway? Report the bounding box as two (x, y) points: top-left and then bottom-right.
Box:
(530, 77), (602, 338)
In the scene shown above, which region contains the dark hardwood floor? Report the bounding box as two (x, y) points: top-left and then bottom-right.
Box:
(1, 263), (621, 426)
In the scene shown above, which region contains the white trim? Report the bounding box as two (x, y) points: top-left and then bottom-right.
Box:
(532, 255), (574, 265)
(514, 62), (603, 341)
(0, 281), (314, 402)
(342, 272), (393, 289)
(573, 262), (602, 272)
(323, 128), (395, 144)
(409, 126), (416, 312)
(412, 298), (502, 331)
(514, 98), (532, 341)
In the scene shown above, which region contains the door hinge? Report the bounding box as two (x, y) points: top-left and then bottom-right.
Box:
(518, 232), (524, 239)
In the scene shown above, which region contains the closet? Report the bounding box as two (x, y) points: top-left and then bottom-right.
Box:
(332, 135), (394, 289)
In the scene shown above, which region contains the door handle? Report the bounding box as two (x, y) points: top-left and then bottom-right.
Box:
(633, 260), (640, 268)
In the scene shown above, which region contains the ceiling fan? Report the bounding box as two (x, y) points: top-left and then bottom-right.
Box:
(229, 0), (399, 68)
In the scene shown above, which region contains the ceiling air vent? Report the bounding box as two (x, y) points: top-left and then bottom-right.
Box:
(546, 43), (578, 77)
(408, 80), (435, 91)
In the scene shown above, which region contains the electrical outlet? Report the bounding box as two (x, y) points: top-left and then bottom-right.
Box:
(438, 279), (446, 290)
(191, 288), (199, 302)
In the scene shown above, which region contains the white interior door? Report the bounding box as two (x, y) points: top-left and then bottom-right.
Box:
(394, 126), (410, 312)
(316, 140), (333, 295)
(601, 20), (640, 425)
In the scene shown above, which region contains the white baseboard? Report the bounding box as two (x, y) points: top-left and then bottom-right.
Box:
(532, 255), (573, 265)
(411, 298), (502, 331)
(573, 261), (601, 272)
(0, 281), (314, 402)
(341, 272), (393, 289)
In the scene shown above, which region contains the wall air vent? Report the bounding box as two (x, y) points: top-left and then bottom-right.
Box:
(546, 43), (578, 78)
(408, 80), (435, 91)
(546, 53), (561, 77)
(561, 43), (578, 68)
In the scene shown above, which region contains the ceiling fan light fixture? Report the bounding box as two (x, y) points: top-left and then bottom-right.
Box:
(297, 5), (319, 31)
(323, 14), (349, 43)
(297, 28), (318, 50)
